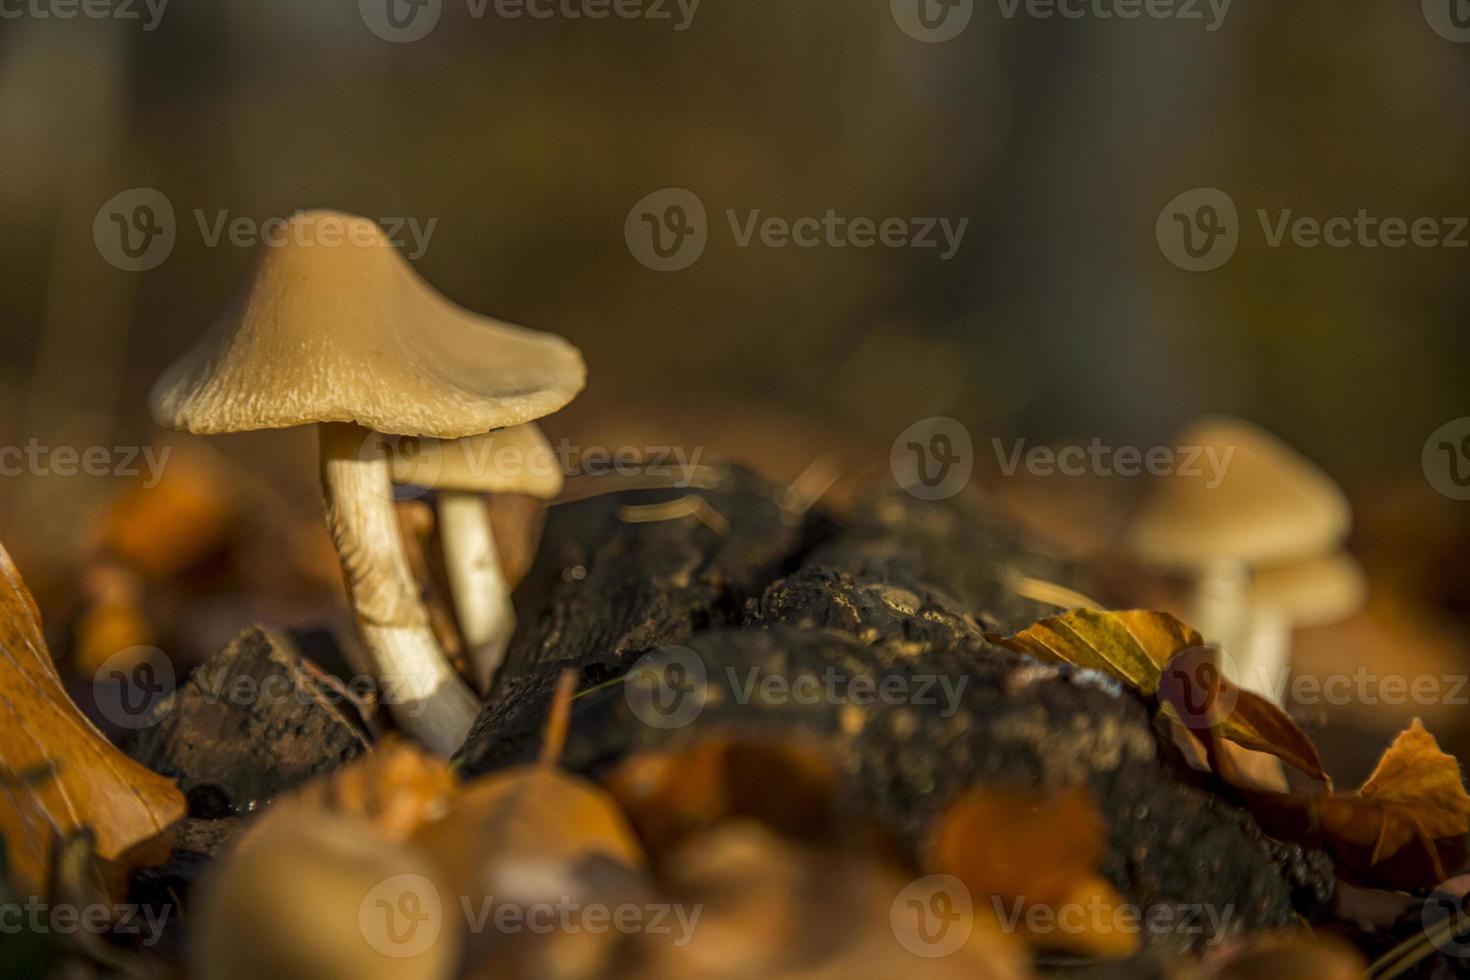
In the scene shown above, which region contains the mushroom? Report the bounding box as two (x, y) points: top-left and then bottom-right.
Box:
(1246, 551), (1367, 695)
(387, 423), (563, 693)
(151, 210), (585, 753)
(1120, 416), (1352, 698)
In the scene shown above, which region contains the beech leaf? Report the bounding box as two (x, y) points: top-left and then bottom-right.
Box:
(0, 543), (186, 897)
(1311, 719), (1470, 885)
(992, 609), (1327, 782)
(927, 786), (1138, 959)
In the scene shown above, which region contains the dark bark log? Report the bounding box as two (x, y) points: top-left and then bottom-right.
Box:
(126, 627), (369, 818)
(457, 464), (813, 774)
(454, 480), (1335, 950)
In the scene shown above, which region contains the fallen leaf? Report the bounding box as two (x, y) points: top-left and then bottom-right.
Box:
(196, 813), (457, 980)
(0, 542), (186, 898)
(619, 820), (1032, 980)
(605, 736), (840, 853)
(927, 786), (1138, 959)
(259, 738), (457, 842)
(416, 674), (647, 979)
(96, 441), (234, 581)
(1311, 720), (1470, 886)
(1163, 657), (1469, 891)
(991, 609), (1327, 782)
(415, 674), (644, 898)
(72, 563), (156, 677)
(1192, 932), (1365, 980)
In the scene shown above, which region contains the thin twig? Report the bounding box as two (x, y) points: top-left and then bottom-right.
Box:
(618, 496), (731, 535)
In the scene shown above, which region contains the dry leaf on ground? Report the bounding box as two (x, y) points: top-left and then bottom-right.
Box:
(1310, 719), (1470, 887)
(927, 786), (1138, 959)
(605, 736), (840, 853)
(1190, 932), (1366, 979)
(621, 820), (1032, 980)
(0, 542), (186, 898)
(258, 737), (457, 842)
(990, 609), (1327, 782)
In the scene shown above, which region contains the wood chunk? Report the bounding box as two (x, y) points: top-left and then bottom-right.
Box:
(466, 626), (1333, 949)
(749, 489), (1084, 649)
(127, 627), (370, 817)
(457, 464), (810, 771)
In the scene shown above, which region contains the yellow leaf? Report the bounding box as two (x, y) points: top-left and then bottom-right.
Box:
(990, 608), (1201, 694)
(0, 543), (186, 897)
(992, 609), (1327, 782)
(1313, 719), (1470, 883)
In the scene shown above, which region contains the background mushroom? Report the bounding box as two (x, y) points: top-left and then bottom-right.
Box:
(387, 424), (564, 693)
(1120, 416), (1355, 699)
(150, 210), (585, 753)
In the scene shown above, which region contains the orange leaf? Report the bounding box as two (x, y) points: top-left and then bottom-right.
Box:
(994, 610), (1327, 782)
(1312, 720), (1470, 883)
(0, 543), (186, 897)
(927, 786), (1138, 959)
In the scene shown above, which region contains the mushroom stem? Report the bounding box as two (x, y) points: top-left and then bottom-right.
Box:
(319, 422), (478, 754)
(438, 489), (516, 694)
(1243, 605), (1292, 703)
(1187, 558), (1253, 684)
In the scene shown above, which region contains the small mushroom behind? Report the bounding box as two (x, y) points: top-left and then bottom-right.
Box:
(1247, 551), (1367, 695)
(151, 210), (586, 753)
(1120, 416), (1354, 700)
(387, 424), (564, 693)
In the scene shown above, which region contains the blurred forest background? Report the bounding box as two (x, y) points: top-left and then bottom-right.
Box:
(1, 1), (1468, 770)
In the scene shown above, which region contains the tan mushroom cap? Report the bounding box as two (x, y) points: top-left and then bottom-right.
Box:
(388, 423), (564, 498)
(1251, 552), (1367, 628)
(150, 210), (585, 439)
(1122, 416), (1351, 569)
